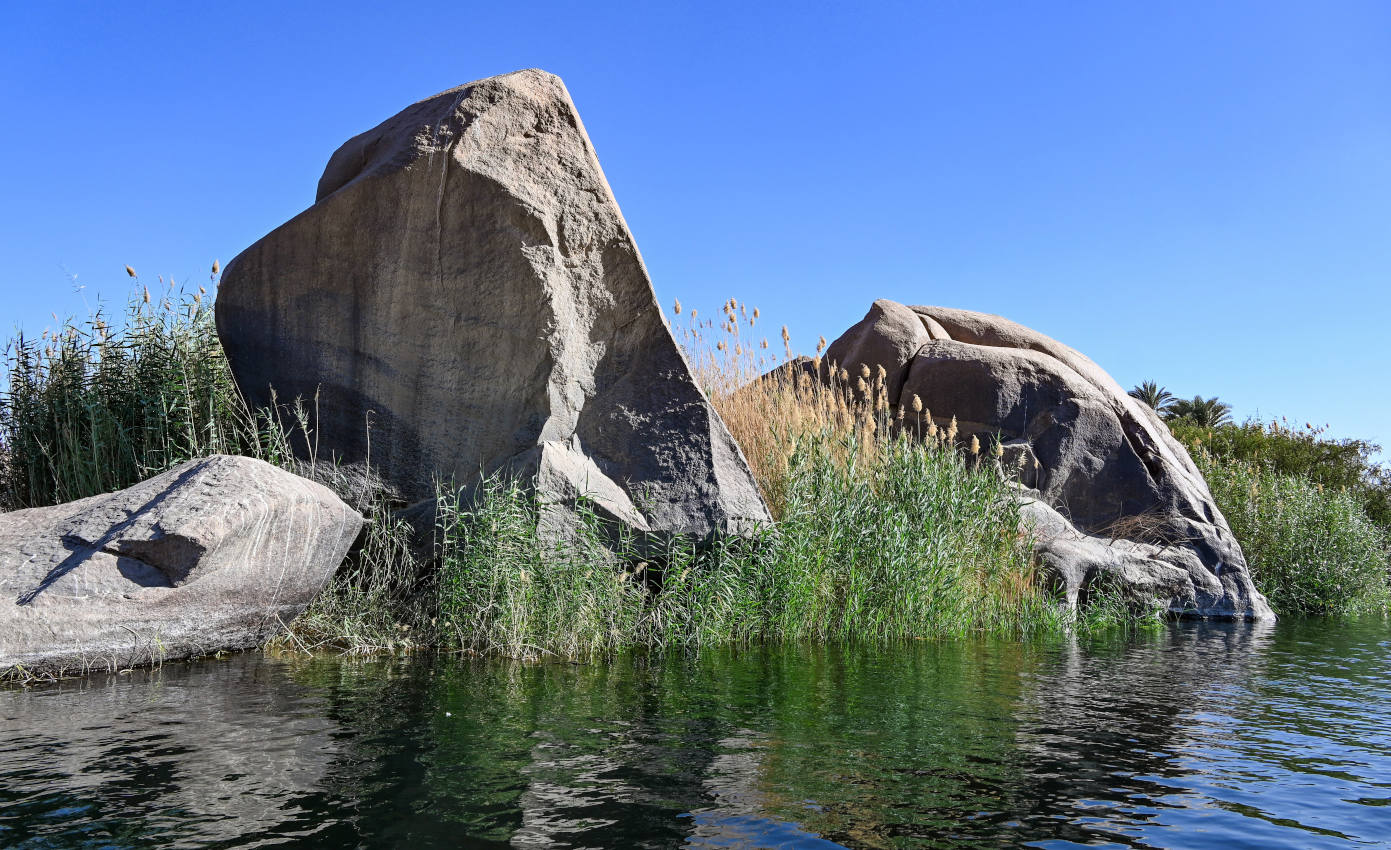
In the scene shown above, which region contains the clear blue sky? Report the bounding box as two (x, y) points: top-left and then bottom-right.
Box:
(3, 1), (1388, 456)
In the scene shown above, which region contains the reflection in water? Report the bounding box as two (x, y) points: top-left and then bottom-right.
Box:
(1, 618), (1388, 848)
(1006, 622), (1281, 846)
(0, 657), (343, 846)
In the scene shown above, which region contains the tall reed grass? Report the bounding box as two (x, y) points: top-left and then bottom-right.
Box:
(428, 427), (1066, 659)
(0, 278), (284, 509)
(1195, 450), (1390, 616)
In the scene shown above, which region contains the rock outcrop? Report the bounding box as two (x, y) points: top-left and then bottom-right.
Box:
(821, 299), (1273, 620)
(216, 69), (769, 539)
(1, 456), (362, 679)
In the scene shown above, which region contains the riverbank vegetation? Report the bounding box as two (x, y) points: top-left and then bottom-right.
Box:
(1, 285), (1073, 658)
(1133, 382), (1391, 615)
(418, 429), (1063, 658)
(3, 284), (1385, 662)
(0, 283), (285, 510)
(1170, 419), (1391, 534)
(1195, 452), (1389, 615)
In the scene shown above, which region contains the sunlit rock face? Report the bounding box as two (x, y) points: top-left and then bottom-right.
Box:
(216, 69), (769, 540)
(0, 455), (362, 678)
(819, 299), (1273, 621)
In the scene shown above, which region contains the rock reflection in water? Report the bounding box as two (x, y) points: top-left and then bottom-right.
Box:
(1007, 621), (1279, 845)
(0, 654), (341, 846)
(1, 619), (1387, 849)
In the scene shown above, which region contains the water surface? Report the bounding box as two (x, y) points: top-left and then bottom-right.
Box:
(2, 618), (1388, 848)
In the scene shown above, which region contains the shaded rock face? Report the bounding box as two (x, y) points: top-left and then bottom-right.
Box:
(823, 299), (1273, 620)
(217, 69), (769, 539)
(1, 456), (362, 678)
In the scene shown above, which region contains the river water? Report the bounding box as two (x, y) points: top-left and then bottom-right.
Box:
(1, 618), (1388, 849)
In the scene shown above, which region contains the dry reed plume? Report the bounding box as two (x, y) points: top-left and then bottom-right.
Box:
(671, 297), (993, 516)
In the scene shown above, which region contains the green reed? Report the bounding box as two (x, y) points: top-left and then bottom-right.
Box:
(0, 286), (285, 510)
(429, 429), (1070, 660)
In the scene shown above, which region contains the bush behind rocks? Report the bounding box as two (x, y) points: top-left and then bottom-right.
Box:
(1172, 419), (1391, 535)
(1196, 450), (1390, 616)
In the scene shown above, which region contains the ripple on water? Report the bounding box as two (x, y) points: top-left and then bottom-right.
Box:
(0, 617), (1388, 849)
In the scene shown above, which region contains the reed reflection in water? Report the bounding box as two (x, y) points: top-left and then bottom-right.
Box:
(2, 618), (1388, 848)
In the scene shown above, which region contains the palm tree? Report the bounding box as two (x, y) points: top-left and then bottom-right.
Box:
(1166, 395), (1232, 427)
(1128, 380), (1175, 414)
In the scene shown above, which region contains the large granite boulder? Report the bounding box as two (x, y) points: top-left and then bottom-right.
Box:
(823, 299), (1273, 620)
(1, 456), (362, 679)
(216, 69), (769, 539)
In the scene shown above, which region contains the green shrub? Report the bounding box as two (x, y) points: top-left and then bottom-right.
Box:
(1172, 419), (1391, 533)
(1196, 451), (1390, 615)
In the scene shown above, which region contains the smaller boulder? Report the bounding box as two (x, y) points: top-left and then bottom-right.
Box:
(817, 299), (1273, 620)
(824, 299), (937, 402)
(1, 456), (362, 679)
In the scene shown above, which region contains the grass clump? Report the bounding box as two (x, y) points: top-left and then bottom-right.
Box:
(0, 281), (282, 510)
(762, 429), (1057, 640)
(1195, 450), (1390, 616)
(280, 493), (437, 654)
(429, 428), (1064, 660)
(435, 480), (666, 657)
